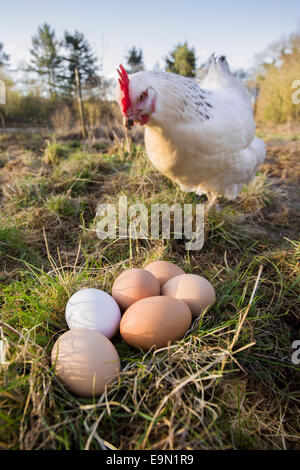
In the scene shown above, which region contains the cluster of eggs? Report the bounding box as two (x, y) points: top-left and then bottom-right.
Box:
(51, 261), (216, 397)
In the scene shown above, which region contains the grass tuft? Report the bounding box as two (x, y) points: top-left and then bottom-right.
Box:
(43, 141), (67, 165)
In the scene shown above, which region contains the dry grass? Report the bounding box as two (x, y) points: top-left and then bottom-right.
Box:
(0, 127), (299, 449)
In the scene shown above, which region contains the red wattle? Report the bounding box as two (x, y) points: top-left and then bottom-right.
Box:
(139, 115), (149, 125)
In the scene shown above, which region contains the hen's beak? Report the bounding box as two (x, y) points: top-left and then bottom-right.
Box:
(124, 117), (134, 130)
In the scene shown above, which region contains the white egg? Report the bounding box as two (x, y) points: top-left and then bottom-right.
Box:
(65, 288), (121, 339)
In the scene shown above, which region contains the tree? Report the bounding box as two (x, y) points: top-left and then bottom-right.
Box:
(254, 32), (300, 123)
(164, 42), (196, 77)
(126, 46), (144, 73)
(0, 42), (10, 68)
(29, 23), (62, 97)
(63, 30), (99, 138)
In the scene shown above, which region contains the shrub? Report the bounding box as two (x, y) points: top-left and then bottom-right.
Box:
(43, 140), (67, 165)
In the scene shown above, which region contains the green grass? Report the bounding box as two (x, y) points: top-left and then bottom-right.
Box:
(43, 141), (68, 165)
(256, 129), (300, 142)
(0, 132), (299, 449)
(0, 225), (27, 258)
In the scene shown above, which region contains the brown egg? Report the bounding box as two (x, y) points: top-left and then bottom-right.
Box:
(112, 268), (160, 311)
(51, 329), (120, 397)
(120, 296), (192, 350)
(144, 260), (185, 287)
(161, 274), (216, 318)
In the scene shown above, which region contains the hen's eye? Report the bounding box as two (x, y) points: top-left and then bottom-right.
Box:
(139, 93), (145, 102)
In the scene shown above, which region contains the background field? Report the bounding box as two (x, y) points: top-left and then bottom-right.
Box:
(0, 123), (299, 450)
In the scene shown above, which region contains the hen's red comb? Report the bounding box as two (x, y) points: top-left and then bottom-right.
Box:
(117, 64), (131, 114)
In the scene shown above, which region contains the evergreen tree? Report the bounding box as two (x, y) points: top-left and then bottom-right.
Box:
(63, 31), (99, 92)
(63, 30), (99, 138)
(0, 42), (10, 67)
(165, 42), (196, 77)
(126, 46), (144, 73)
(29, 23), (62, 97)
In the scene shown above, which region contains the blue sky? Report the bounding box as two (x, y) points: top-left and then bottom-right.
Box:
(1, 0), (299, 78)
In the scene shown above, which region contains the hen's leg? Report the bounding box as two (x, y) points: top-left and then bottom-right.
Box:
(205, 194), (218, 213)
(193, 191), (218, 213)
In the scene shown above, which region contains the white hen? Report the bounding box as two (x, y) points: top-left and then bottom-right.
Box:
(116, 56), (266, 201)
